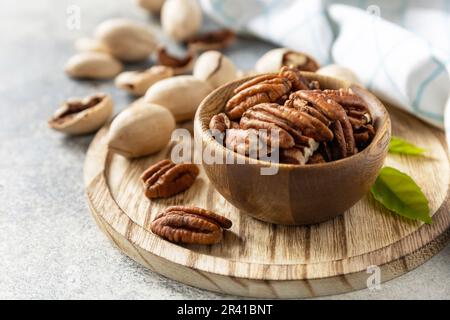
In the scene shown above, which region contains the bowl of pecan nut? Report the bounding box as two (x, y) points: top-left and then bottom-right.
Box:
(194, 66), (391, 225)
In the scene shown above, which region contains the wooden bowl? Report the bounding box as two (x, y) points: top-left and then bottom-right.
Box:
(194, 72), (391, 225)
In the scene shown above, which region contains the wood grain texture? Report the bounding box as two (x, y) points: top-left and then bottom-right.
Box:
(195, 74), (391, 225)
(84, 105), (450, 299)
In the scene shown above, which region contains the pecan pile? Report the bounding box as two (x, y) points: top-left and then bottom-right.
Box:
(141, 159), (199, 199)
(209, 66), (374, 164)
(150, 206), (232, 244)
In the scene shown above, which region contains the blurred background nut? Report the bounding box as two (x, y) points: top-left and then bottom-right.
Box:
(108, 102), (175, 158)
(193, 50), (237, 89)
(65, 52), (123, 79)
(94, 18), (157, 62)
(161, 0), (202, 42)
(255, 48), (320, 74)
(136, 0), (165, 14)
(144, 75), (212, 122)
(187, 29), (236, 52)
(115, 66), (174, 96)
(48, 93), (113, 135)
(157, 47), (196, 75)
(75, 37), (110, 53)
(316, 64), (361, 85)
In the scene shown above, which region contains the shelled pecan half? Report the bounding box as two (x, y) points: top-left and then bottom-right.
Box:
(150, 206), (232, 245)
(141, 159), (199, 199)
(322, 88), (369, 111)
(225, 128), (279, 155)
(306, 151), (327, 164)
(225, 66), (323, 120)
(293, 90), (347, 121)
(279, 66), (320, 91)
(241, 103), (333, 143)
(290, 90), (357, 158)
(280, 140), (319, 165)
(353, 123), (375, 150)
(209, 112), (232, 133)
(225, 74), (292, 119)
(321, 88), (373, 151)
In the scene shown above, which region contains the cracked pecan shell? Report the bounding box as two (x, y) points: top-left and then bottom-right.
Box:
(141, 159), (199, 199)
(150, 206), (232, 245)
(225, 74), (292, 119)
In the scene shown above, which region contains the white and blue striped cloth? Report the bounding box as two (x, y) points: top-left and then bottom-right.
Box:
(201, 0), (450, 134)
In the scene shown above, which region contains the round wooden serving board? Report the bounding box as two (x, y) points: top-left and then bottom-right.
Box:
(84, 106), (450, 298)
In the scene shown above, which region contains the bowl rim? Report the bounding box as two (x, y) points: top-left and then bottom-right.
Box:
(196, 72), (391, 170)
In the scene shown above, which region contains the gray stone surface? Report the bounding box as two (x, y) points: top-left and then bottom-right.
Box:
(0, 0), (448, 300)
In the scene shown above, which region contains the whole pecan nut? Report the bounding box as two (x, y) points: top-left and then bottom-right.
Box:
(141, 159), (199, 199)
(150, 206), (232, 244)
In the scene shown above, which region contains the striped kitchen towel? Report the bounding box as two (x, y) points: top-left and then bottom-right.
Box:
(201, 0), (450, 133)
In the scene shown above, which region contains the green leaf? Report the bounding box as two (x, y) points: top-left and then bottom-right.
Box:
(389, 136), (426, 156)
(371, 167), (431, 224)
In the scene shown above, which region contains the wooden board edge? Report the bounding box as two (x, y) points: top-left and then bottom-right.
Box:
(87, 194), (450, 298)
